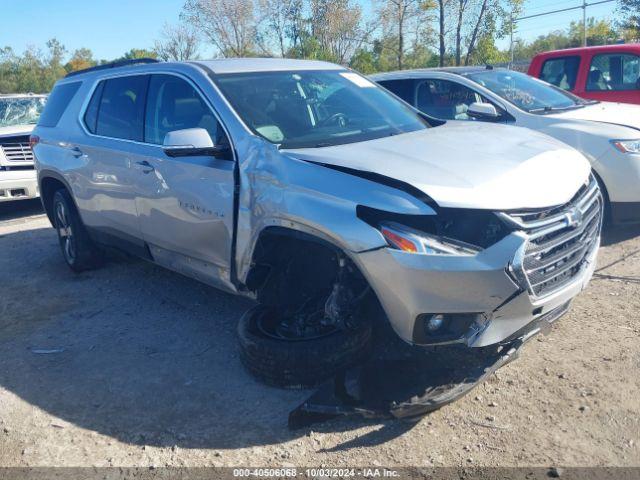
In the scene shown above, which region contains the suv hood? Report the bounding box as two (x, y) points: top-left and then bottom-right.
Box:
(284, 122), (590, 210)
(0, 124), (35, 139)
(547, 101), (640, 130)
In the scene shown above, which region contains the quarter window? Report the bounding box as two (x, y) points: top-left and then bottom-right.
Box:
(539, 56), (581, 90)
(38, 82), (81, 128)
(588, 53), (640, 91)
(144, 75), (227, 147)
(95, 75), (148, 141)
(83, 81), (104, 134)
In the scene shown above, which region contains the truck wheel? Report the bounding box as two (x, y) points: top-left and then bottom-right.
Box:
(52, 189), (102, 272)
(237, 305), (372, 389)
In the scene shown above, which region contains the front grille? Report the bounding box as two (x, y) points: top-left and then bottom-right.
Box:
(499, 175), (602, 298)
(1, 142), (34, 163)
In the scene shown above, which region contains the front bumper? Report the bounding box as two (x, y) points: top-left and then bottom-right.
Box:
(355, 232), (598, 348)
(0, 169), (38, 202)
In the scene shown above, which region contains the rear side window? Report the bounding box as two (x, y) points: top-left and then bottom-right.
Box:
(96, 75), (149, 141)
(588, 53), (640, 91)
(539, 56), (581, 90)
(38, 82), (81, 127)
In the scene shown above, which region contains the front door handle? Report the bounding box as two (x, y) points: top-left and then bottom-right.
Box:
(134, 160), (155, 174)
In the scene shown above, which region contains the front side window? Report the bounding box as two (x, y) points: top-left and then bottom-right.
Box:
(467, 70), (589, 113)
(144, 75), (227, 146)
(539, 56), (581, 90)
(214, 70), (428, 149)
(415, 79), (482, 120)
(588, 53), (640, 91)
(378, 79), (416, 105)
(96, 75), (148, 141)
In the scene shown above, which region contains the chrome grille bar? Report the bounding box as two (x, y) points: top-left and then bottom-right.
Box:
(500, 175), (603, 298)
(1, 143), (34, 163)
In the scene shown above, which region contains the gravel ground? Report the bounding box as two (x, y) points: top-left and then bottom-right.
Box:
(0, 199), (638, 468)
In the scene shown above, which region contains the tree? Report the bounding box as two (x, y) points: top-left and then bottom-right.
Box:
(116, 48), (158, 61)
(65, 48), (96, 73)
(308, 0), (371, 64)
(435, 0), (450, 66)
(617, 0), (640, 40)
(258, 0), (303, 57)
(182, 0), (260, 57)
(154, 22), (200, 61)
(377, 0), (435, 70)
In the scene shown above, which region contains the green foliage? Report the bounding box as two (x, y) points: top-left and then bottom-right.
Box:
(0, 41), (159, 94)
(115, 48), (158, 62)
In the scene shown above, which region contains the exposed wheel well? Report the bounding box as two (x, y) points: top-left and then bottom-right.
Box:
(40, 176), (68, 225)
(245, 227), (376, 320)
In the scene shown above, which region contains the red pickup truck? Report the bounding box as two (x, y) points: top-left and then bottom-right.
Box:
(528, 44), (640, 105)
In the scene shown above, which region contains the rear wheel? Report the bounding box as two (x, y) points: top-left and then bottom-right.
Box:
(52, 189), (102, 272)
(237, 304), (372, 389)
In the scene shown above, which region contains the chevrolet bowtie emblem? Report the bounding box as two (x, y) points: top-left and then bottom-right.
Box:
(565, 207), (583, 228)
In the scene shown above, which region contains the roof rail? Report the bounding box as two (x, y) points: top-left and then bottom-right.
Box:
(65, 58), (160, 78)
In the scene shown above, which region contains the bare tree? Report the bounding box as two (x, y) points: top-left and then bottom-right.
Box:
(378, 0), (433, 70)
(258, 0), (300, 57)
(435, 0), (449, 66)
(309, 0), (372, 63)
(154, 22), (200, 61)
(182, 0), (260, 57)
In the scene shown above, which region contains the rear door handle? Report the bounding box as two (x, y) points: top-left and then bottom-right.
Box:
(134, 160), (155, 174)
(70, 146), (84, 158)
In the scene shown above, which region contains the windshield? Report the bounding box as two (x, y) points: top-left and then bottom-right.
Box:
(215, 70), (428, 149)
(466, 70), (591, 113)
(0, 97), (47, 127)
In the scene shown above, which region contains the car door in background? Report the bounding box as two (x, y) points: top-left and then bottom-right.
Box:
(133, 74), (236, 291)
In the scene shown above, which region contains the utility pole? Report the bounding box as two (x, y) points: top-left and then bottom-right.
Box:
(582, 0), (587, 47)
(510, 11), (514, 69)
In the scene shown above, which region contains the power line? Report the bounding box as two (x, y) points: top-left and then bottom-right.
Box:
(509, 0), (617, 66)
(516, 0), (616, 22)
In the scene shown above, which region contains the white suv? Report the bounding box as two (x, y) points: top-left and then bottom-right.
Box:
(0, 93), (47, 202)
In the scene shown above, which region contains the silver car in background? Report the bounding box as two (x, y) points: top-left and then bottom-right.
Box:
(32, 58), (601, 389)
(0, 93), (46, 201)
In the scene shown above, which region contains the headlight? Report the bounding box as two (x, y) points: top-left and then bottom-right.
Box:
(379, 222), (479, 255)
(611, 139), (640, 154)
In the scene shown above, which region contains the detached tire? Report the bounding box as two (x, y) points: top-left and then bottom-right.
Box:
(52, 189), (102, 272)
(237, 305), (372, 389)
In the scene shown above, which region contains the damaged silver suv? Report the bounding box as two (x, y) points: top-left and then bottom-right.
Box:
(33, 58), (602, 391)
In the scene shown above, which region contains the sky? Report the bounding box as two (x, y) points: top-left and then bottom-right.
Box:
(0, 0), (620, 60)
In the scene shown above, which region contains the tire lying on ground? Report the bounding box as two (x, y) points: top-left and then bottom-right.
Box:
(237, 305), (373, 389)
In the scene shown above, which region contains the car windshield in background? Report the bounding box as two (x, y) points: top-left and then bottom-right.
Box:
(0, 96), (47, 127)
(466, 70), (592, 114)
(215, 70), (428, 149)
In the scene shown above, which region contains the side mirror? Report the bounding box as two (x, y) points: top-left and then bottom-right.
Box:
(163, 128), (231, 159)
(467, 102), (501, 121)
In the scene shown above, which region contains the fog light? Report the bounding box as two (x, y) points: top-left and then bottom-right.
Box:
(426, 314), (445, 332)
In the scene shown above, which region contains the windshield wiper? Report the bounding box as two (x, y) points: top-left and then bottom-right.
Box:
(529, 104), (584, 113)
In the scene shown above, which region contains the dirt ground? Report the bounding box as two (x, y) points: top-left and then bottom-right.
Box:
(0, 199), (638, 468)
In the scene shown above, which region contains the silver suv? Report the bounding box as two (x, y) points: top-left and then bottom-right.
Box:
(33, 58), (602, 388)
